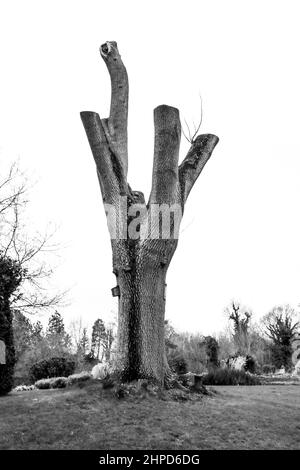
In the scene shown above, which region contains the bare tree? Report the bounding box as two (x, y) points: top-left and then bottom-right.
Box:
(227, 301), (252, 355)
(81, 41), (219, 385)
(0, 163), (65, 313)
(69, 317), (84, 352)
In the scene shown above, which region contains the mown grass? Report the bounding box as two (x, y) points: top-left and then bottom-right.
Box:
(0, 382), (299, 450)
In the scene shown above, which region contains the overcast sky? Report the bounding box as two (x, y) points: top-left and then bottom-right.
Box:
(0, 0), (300, 334)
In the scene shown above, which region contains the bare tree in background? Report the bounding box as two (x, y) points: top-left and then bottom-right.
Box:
(81, 41), (219, 386)
(226, 301), (252, 355)
(0, 163), (64, 313)
(0, 163), (65, 393)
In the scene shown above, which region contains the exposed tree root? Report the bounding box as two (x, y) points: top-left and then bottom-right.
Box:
(99, 372), (211, 402)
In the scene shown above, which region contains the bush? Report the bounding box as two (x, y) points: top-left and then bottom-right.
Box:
(244, 355), (256, 374)
(35, 372), (92, 390)
(202, 368), (261, 385)
(66, 371), (92, 386)
(14, 384), (35, 392)
(35, 376), (68, 389)
(35, 378), (51, 389)
(51, 377), (68, 388)
(29, 357), (75, 382)
(262, 364), (276, 375)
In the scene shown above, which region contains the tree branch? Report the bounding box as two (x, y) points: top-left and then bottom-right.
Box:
(80, 111), (127, 204)
(149, 105), (181, 205)
(100, 41), (129, 176)
(179, 134), (219, 204)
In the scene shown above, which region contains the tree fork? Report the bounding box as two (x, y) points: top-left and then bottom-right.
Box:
(81, 41), (219, 386)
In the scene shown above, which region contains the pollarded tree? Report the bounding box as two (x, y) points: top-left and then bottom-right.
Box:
(227, 301), (251, 355)
(81, 41), (219, 386)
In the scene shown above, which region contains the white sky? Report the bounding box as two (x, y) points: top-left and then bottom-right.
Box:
(0, 0), (300, 334)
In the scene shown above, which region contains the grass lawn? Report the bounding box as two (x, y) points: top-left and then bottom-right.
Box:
(0, 382), (299, 450)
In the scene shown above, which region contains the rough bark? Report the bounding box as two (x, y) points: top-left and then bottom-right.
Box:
(81, 41), (219, 386)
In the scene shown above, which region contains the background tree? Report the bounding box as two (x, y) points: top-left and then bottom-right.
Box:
(227, 301), (252, 355)
(69, 318), (91, 367)
(90, 318), (106, 361)
(0, 257), (23, 394)
(32, 320), (44, 343)
(262, 305), (299, 370)
(79, 327), (89, 356)
(203, 336), (219, 369)
(217, 330), (236, 362)
(102, 324), (114, 361)
(69, 317), (84, 353)
(81, 41), (219, 385)
(0, 163), (64, 314)
(12, 310), (34, 362)
(164, 320), (178, 352)
(247, 324), (272, 367)
(0, 163), (65, 393)
(46, 311), (71, 353)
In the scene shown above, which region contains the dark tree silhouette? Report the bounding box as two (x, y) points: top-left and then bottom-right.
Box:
(46, 311), (71, 351)
(263, 305), (299, 369)
(91, 318), (106, 361)
(0, 257), (23, 394)
(204, 336), (219, 369)
(81, 41), (219, 385)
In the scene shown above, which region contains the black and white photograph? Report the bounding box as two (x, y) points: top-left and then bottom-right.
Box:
(0, 0), (299, 459)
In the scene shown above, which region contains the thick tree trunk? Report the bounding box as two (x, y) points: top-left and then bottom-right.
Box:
(81, 41), (219, 386)
(116, 262), (167, 384)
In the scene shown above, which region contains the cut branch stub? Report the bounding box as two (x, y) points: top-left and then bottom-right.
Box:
(179, 133), (219, 204)
(149, 105), (181, 205)
(100, 41), (129, 176)
(80, 111), (127, 204)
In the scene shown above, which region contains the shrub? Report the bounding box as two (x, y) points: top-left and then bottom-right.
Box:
(244, 355), (256, 374)
(262, 364), (276, 375)
(51, 377), (68, 388)
(29, 357), (75, 382)
(35, 372), (92, 390)
(35, 376), (68, 389)
(66, 371), (92, 386)
(35, 378), (51, 389)
(202, 368), (261, 386)
(14, 384), (35, 392)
